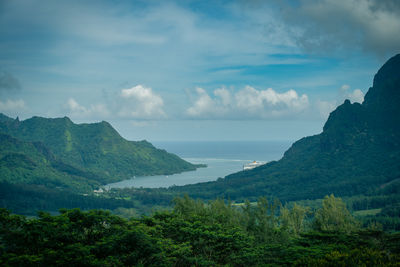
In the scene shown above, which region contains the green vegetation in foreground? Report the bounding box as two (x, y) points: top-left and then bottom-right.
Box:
(1, 195), (399, 266)
(0, 113), (198, 191)
(2, 180), (399, 231)
(353, 208), (382, 216)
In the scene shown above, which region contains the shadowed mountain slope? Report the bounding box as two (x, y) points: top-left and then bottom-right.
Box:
(172, 54), (400, 202)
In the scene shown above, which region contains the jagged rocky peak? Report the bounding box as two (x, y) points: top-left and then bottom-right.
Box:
(320, 54), (400, 151)
(325, 54), (400, 128)
(363, 53), (400, 111)
(372, 54), (400, 89)
(322, 99), (365, 133)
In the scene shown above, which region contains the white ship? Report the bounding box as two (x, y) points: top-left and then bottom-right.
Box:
(243, 160), (263, 170)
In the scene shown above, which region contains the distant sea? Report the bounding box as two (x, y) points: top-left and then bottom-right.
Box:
(105, 141), (292, 189)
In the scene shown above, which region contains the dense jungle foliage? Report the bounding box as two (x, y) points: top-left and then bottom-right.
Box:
(1, 195), (399, 266)
(2, 181), (400, 232)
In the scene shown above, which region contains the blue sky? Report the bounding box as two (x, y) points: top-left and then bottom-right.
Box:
(0, 0), (399, 141)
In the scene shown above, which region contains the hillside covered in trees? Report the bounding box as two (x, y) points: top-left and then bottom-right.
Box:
(169, 54), (400, 203)
(0, 114), (199, 191)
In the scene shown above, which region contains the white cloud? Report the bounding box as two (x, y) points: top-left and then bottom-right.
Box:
(186, 86), (309, 119)
(348, 89), (364, 103)
(119, 85), (166, 119)
(339, 84), (364, 103)
(316, 84), (365, 119)
(67, 98), (85, 114)
(187, 88), (217, 117)
(186, 87), (232, 117)
(214, 88), (232, 106)
(236, 86), (309, 113)
(64, 85), (166, 121)
(0, 99), (25, 112)
(66, 98), (109, 119)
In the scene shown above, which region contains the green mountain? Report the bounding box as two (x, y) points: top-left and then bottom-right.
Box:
(0, 115), (197, 190)
(172, 54), (400, 202)
(0, 132), (104, 191)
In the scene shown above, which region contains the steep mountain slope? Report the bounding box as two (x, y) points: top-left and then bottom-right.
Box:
(0, 115), (197, 185)
(0, 133), (101, 191)
(172, 54), (400, 202)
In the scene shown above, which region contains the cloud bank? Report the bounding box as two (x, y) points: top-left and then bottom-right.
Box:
(65, 85), (165, 120)
(65, 85), (311, 121)
(119, 85), (166, 119)
(0, 99), (25, 112)
(66, 98), (110, 119)
(187, 86), (309, 119)
(65, 83), (366, 121)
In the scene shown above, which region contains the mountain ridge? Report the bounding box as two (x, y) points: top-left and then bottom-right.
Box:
(0, 114), (198, 190)
(170, 54), (400, 202)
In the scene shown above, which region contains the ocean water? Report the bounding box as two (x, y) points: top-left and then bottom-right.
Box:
(105, 141), (292, 189)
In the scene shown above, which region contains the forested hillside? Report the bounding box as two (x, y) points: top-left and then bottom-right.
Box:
(0, 114), (198, 191)
(170, 54), (400, 203)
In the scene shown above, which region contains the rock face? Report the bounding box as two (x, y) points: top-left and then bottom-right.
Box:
(175, 54), (400, 201)
(321, 54), (400, 152)
(364, 54), (400, 113)
(255, 54), (400, 199)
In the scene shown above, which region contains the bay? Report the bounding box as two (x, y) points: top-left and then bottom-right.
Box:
(105, 141), (292, 189)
